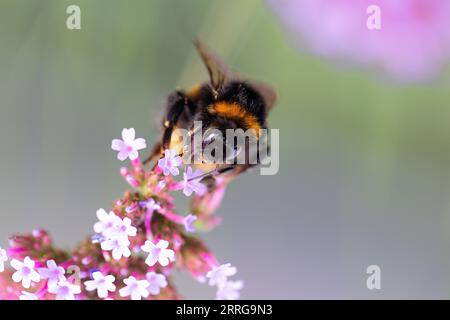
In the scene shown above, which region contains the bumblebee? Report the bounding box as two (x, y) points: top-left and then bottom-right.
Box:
(146, 40), (276, 187)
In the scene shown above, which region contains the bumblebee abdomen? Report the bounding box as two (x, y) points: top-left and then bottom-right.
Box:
(217, 81), (267, 125)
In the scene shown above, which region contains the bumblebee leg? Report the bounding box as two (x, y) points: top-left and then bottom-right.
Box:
(221, 164), (254, 186)
(144, 90), (196, 166)
(162, 90), (197, 148)
(196, 164), (255, 191)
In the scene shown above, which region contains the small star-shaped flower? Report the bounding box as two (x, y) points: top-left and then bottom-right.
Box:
(94, 209), (136, 242)
(0, 247), (8, 272)
(19, 291), (38, 300)
(125, 203), (138, 214)
(93, 209), (118, 237)
(141, 239), (175, 267)
(157, 149), (182, 176)
(183, 214), (197, 233)
(206, 263), (237, 287)
(111, 128), (146, 161)
(53, 280), (81, 300)
(216, 280), (244, 300)
(111, 216), (137, 241)
(101, 237), (131, 260)
(145, 272), (168, 295)
(182, 166), (207, 197)
(11, 256), (41, 289)
(38, 260), (66, 292)
(139, 198), (161, 213)
(119, 276), (150, 300)
(84, 271), (116, 298)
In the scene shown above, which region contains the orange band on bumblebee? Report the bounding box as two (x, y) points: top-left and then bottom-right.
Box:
(209, 101), (262, 137)
(186, 84), (202, 100)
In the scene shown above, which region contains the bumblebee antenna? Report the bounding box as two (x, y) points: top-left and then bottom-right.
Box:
(193, 38), (230, 94)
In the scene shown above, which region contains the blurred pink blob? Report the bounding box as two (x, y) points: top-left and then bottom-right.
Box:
(269, 0), (450, 81)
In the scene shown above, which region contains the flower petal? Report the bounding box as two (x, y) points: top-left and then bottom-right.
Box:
(10, 259), (23, 270)
(22, 276), (31, 289)
(132, 138), (146, 151)
(122, 128), (136, 144)
(117, 150), (129, 161)
(111, 139), (124, 151)
(128, 150), (139, 161)
(12, 271), (22, 283)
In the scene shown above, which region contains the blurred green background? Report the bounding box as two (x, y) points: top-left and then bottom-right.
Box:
(1, 0), (450, 298)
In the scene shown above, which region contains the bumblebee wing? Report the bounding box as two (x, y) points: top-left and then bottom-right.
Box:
(194, 39), (277, 112)
(194, 39), (233, 91)
(247, 79), (277, 113)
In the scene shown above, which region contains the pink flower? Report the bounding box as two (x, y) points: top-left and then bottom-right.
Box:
(38, 260), (66, 292)
(111, 216), (137, 241)
(182, 167), (207, 197)
(270, 0), (450, 81)
(95, 209), (136, 243)
(145, 272), (168, 295)
(84, 271), (116, 298)
(19, 291), (38, 300)
(101, 238), (131, 260)
(119, 276), (150, 300)
(183, 214), (197, 233)
(141, 240), (175, 267)
(157, 149), (182, 176)
(93, 209), (117, 236)
(53, 280), (81, 300)
(206, 263), (237, 287)
(111, 128), (146, 161)
(11, 256), (41, 289)
(216, 280), (244, 300)
(0, 139), (238, 300)
(139, 198), (161, 213)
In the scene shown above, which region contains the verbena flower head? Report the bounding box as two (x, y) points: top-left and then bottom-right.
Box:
(0, 130), (243, 300)
(84, 271), (116, 298)
(157, 149), (182, 176)
(11, 256), (41, 289)
(111, 128), (146, 161)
